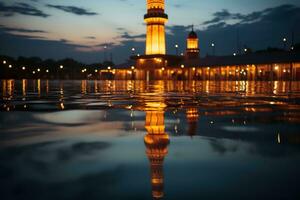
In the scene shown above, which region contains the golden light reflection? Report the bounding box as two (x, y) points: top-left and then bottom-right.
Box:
(37, 79), (41, 97)
(46, 80), (49, 94)
(143, 99), (169, 199)
(22, 79), (27, 96)
(186, 108), (199, 137)
(81, 80), (87, 94)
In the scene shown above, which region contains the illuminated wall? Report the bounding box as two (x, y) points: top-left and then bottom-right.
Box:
(145, 0), (168, 55)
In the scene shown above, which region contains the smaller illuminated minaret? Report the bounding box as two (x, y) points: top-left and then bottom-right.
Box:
(186, 26), (200, 59)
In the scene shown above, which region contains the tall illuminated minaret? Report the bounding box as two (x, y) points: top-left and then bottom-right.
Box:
(144, 0), (168, 55)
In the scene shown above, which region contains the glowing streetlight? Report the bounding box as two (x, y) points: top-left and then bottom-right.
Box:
(233, 53), (237, 56)
(107, 66), (111, 70)
(211, 43), (215, 56)
(181, 64), (185, 69)
(8, 64), (12, 68)
(131, 47), (135, 55)
(60, 65), (64, 69)
(46, 69), (49, 73)
(131, 66), (135, 70)
(3, 60), (6, 64)
(175, 44), (179, 55)
(95, 69), (98, 73)
(32, 71), (36, 74)
(283, 37), (287, 50)
(37, 68), (40, 72)
(161, 67), (165, 71)
(22, 66), (26, 70)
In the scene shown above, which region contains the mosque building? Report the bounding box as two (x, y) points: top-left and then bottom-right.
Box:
(101, 0), (300, 80)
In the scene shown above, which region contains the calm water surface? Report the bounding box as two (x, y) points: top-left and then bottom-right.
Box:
(1, 80), (300, 200)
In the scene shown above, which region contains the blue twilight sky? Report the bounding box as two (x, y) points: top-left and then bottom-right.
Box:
(0, 0), (300, 64)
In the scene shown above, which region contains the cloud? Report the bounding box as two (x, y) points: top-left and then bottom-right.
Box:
(85, 36), (96, 40)
(203, 4), (300, 25)
(118, 32), (146, 40)
(46, 4), (98, 16)
(0, 25), (47, 33)
(0, 2), (49, 17)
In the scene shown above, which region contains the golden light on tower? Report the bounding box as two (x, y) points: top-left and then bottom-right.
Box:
(186, 26), (200, 59)
(144, 102), (169, 199)
(145, 0), (168, 55)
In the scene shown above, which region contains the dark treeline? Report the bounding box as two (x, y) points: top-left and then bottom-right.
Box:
(0, 56), (114, 79)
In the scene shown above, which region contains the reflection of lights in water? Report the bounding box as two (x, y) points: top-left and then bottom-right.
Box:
(94, 80), (98, 93)
(174, 125), (178, 133)
(277, 133), (281, 144)
(60, 102), (65, 110)
(46, 80), (49, 94)
(273, 81), (278, 94)
(22, 79), (26, 96)
(130, 110), (134, 118)
(205, 81), (210, 93)
(37, 79), (41, 96)
(81, 80), (87, 94)
(60, 82), (64, 96)
(7, 80), (14, 97)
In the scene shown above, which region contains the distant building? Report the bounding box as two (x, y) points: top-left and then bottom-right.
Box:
(186, 26), (200, 60)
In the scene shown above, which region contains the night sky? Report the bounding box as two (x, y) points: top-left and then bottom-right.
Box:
(0, 0), (300, 64)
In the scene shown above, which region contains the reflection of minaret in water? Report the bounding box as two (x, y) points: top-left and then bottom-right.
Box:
(186, 108), (199, 137)
(144, 103), (169, 199)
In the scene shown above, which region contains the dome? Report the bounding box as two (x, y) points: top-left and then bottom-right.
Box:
(188, 30), (198, 39)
